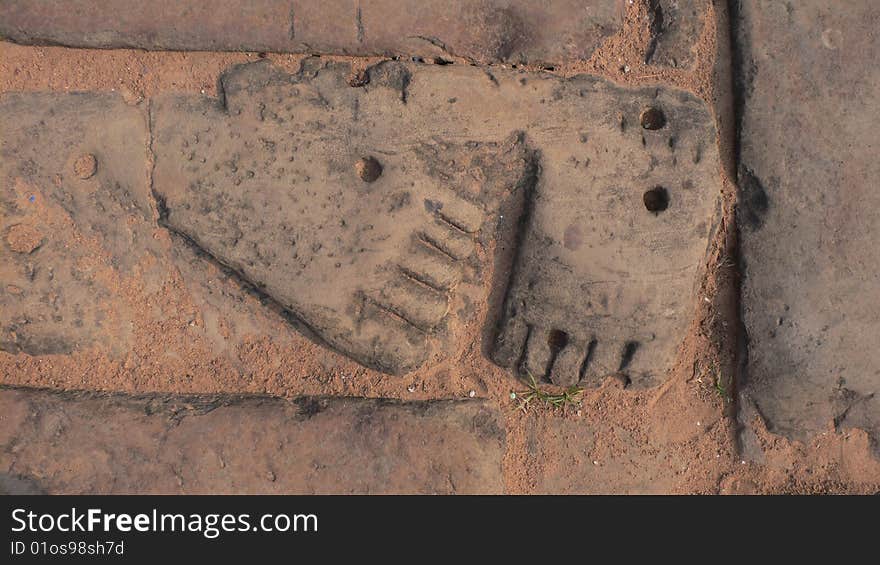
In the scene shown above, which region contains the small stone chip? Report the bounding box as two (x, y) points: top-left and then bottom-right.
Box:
(6, 224), (43, 254)
(73, 153), (98, 179)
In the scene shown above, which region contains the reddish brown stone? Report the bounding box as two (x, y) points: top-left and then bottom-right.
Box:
(0, 60), (721, 380)
(5, 223), (43, 254)
(0, 388), (505, 494)
(736, 0), (880, 448)
(648, 0), (709, 69)
(0, 0), (624, 65)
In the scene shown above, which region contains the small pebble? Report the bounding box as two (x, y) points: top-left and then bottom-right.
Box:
(73, 153), (97, 179)
(468, 390), (476, 398)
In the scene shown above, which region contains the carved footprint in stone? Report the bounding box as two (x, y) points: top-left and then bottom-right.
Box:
(152, 60), (533, 374)
(491, 92), (721, 388)
(1, 93), (155, 357)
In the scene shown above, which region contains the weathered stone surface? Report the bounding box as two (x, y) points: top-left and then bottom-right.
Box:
(0, 0), (623, 65)
(0, 472), (45, 495)
(153, 61), (534, 375)
(152, 59), (721, 380)
(487, 82), (719, 388)
(0, 61), (720, 380)
(0, 94), (156, 356)
(0, 387), (505, 494)
(735, 1), (880, 444)
(648, 0), (708, 68)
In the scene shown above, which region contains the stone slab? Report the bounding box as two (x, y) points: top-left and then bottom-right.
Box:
(0, 93), (157, 357)
(1, 61), (721, 381)
(152, 60), (721, 381)
(0, 0), (624, 65)
(735, 1), (880, 443)
(0, 387), (505, 494)
(648, 0), (708, 69)
(0, 91), (322, 375)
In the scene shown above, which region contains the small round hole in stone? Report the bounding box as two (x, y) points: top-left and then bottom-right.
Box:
(547, 329), (569, 351)
(355, 156), (383, 182)
(640, 107), (666, 130)
(643, 186), (670, 213)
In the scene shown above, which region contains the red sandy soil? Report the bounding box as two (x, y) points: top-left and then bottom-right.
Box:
(1, 0), (878, 493)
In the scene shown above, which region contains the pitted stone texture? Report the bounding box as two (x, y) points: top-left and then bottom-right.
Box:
(153, 60), (535, 375)
(0, 0), (623, 65)
(0, 94), (314, 369)
(648, 0), (708, 68)
(0, 94), (156, 356)
(0, 388), (505, 494)
(153, 60), (720, 380)
(492, 87), (719, 388)
(736, 1), (880, 445)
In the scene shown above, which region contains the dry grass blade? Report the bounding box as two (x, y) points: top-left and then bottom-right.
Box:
(714, 370), (732, 403)
(514, 372), (583, 413)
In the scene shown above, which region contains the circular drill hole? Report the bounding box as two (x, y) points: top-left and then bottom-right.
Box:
(355, 156), (383, 183)
(643, 186), (670, 213)
(640, 107), (666, 130)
